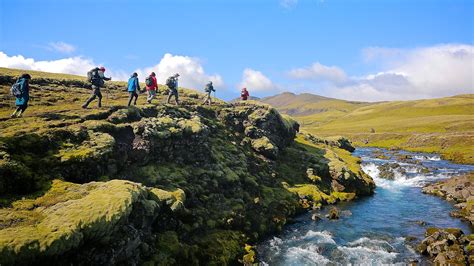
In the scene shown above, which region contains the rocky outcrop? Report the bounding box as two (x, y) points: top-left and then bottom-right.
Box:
(377, 163), (406, 180)
(417, 227), (473, 264)
(301, 133), (355, 152)
(0, 179), (183, 265)
(422, 173), (474, 226)
(218, 102), (299, 159)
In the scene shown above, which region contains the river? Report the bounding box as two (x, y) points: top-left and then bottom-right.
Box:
(257, 148), (474, 265)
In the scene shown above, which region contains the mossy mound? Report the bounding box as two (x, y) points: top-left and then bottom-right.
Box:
(0, 179), (179, 265)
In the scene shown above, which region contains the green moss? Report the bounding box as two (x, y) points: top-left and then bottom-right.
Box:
(56, 131), (115, 162)
(0, 179), (161, 264)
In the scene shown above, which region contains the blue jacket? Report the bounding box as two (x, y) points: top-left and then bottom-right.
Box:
(15, 78), (29, 106)
(127, 76), (140, 92)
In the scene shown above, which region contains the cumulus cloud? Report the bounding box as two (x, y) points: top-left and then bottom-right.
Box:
(0, 51), (96, 76)
(294, 44), (474, 101)
(0, 52), (222, 86)
(135, 53), (224, 89)
(280, 0), (298, 9)
(47, 41), (76, 54)
(238, 68), (275, 92)
(288, 62), (348, 84)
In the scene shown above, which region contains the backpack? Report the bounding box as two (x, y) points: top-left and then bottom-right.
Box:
(145, 76), (154, 87)
(166, 77), (175, 89)
(205, 84), (213, 93)
(10, 80), (22, 97)
(87, 68), (99, 83)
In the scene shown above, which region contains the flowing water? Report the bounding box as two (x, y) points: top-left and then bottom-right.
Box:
(257, 148), (474, 265)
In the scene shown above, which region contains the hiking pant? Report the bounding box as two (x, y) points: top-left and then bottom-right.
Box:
(83, 87), (102, 107)
(14, 102), (28, 114)
(128, 91), (138, 106)
(202, 93), (212, 105)
(147, 90), (156, 103)
(167, 88), (179, 105)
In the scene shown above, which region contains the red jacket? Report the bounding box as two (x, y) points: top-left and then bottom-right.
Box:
(146, 76), (158, 91)
(241, 90), (249, 100)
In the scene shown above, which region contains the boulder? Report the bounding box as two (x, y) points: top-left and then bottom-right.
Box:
(327, 207), (340, 220)
(0, 179), (182, 265)
(417, 227), (468, 264)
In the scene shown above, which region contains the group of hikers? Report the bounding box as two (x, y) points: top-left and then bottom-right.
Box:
(9, 67), (252, 118)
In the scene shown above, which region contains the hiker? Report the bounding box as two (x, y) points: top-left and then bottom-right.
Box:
(127, 72), (140, 107)
(166, 73), (180, 105)
(82, 66), (111, 109)
(10, 73), (31, 118)
(241, 87), (249, 101)
(145, 72), (158, 103)
(202, 81), (215, 105)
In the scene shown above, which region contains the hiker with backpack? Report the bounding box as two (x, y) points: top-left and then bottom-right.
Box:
(127, 72), (140, 107)
(241, 87), (249, 101)
(145, 72), (158, 103)
(10, 74), (31, 118)
(202, 81), (215, 106)
(166, 73), (180, 105)
(82, 67), (111, 109)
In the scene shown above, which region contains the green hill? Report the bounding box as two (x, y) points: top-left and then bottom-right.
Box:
(261, 92), (474, 164)
(260, 92), (371, 124)
(0, 68), (374, 264)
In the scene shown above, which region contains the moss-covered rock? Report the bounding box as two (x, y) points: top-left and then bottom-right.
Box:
(0, 179), (179, 265)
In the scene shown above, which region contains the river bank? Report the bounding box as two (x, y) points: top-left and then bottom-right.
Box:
(257, 147), (474, 265)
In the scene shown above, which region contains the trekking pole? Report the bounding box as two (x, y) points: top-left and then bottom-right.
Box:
(106, 88), (109, 107)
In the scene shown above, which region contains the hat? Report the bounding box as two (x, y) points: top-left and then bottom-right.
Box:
(21, 73), (31, 80)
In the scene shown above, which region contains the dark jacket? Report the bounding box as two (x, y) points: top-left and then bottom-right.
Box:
(15, 78), (29, 106)
(91, 68), (111, 87)
(205, 83), (215, 93)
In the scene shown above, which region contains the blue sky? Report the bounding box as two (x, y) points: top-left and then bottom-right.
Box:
(0, 0), (472, 101)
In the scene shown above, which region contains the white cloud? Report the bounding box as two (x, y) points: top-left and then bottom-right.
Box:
(135, 53), (224, 89)
(238, 68), (275, 92)
(0, 51), (96, 76)
(288, 62), (348, 84)
(47, 42), (76, 54)
(294, 44), (474, 101)
(280, 0), (298, 9)
(0, 52), (221, 86)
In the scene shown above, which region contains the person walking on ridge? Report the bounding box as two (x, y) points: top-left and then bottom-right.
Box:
(145, 72), (158, 103)
(127, 72), (140, 107)
(166, 73), (180, 105)
(10, 73), (31, 118)
(202, 81), (215, 106)
(82, 66), (111, 109)
(241, 87), (249, 101)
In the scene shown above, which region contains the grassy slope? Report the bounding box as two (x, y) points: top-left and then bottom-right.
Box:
(0, 68), (374, 264)
(261, 92), (474, 164)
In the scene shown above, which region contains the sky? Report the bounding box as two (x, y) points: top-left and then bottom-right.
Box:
(0, 0), (473, 101)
